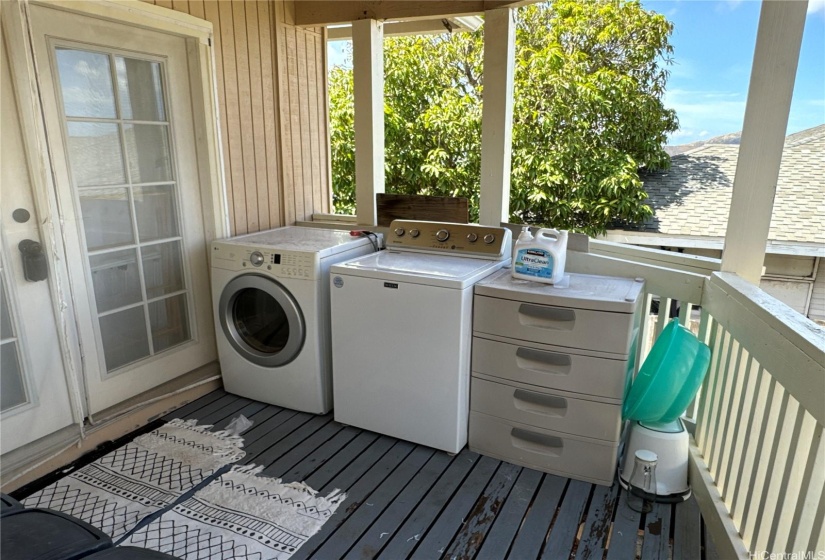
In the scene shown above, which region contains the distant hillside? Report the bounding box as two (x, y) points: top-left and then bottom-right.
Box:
(665, 131), (742, 156)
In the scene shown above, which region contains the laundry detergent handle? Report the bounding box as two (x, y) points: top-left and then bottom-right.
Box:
(512, 227), (568, 284)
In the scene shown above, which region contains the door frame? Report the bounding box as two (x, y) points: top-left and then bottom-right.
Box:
(1, 0), (228, 422)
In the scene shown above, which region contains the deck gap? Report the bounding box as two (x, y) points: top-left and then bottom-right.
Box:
(602, 484), (624, 560)
(570, 483), (598, 559)
(537, 477), (572, 558)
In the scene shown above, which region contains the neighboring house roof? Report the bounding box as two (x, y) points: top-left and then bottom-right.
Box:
(611, 124), (825, 253)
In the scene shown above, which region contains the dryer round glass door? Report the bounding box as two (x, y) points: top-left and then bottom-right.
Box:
(218, 274), (305, 367)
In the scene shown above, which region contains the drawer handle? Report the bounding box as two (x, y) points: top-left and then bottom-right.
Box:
(517, 304), (575, 330)
(515, 347), (572, 375)
(513, 389), (568, 417)
(511, 428), (563, 457)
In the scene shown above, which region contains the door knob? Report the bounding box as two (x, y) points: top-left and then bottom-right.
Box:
(18, 239), (48, 282)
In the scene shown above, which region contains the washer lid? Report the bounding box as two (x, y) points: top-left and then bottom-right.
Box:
(218, 226), (372, 257)
(331, 250), (509, 289)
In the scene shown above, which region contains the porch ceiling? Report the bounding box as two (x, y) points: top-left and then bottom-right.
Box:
(293, 0), (538, 27)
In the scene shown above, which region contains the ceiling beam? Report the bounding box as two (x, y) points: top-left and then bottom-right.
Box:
(327, 16), (483, 40)
(294, 0), (536, 27)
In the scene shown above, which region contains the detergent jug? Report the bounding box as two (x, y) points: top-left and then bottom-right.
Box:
(512, 227), (568, 284)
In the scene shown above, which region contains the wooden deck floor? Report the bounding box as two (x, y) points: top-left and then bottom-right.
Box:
(19, 389), (723, 559)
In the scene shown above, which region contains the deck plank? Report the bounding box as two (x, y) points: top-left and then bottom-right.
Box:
(305, 434), (392, 491)
(377, 449), (480, 560)
(605, 487), (643, 560)
(508, 474), (567, 559)
(162, 390), (227, 420)
(211, 400), (268, 431)
(294, 440), (416, 560)
(241, 411), (313, 461)
(311, 446), (435, 559)
(196, 396), (255, 426)
(673, 497), (702, 560)
(251, 414), (334, 467)
(408, 455), (500, 559)
(347, 451), (455, 559)
(178, 393), (240, 423)
(446, 461), (522, 559)
(263, 419), (344, 476)
(280, 426), (362, 484)
(576, 483), (620, 560)
(541, 479), (593, 559)
(474, 467), (543, 560)
(704, 521), (721, 560)
(641, 502), (672, 560)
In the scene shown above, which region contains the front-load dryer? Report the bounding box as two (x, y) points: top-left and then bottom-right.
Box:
(211, 227), (378, 413)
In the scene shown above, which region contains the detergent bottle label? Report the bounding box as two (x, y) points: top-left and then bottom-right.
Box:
(514, 248), (554, 279)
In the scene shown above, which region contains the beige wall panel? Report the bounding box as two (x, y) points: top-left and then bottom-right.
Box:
(143, 0), (330, 232)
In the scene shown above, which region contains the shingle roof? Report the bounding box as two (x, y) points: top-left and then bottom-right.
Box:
(622, 124), (825, 245)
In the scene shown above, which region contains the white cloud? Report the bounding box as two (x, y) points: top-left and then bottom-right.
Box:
(808, 0), (825, 15)
(664, 88), (747, 144)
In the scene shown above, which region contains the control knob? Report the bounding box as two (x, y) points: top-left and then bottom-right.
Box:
(466, 233), (478, 243)
(435, 229), (450, 242)
(394, 227), (405, 237)
(483, 233), (496, 244)
(250, 251), (264, 266)
(409, 229), (420, 238)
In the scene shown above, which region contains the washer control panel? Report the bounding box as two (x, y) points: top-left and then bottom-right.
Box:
(387, 220), (512, 259)
(212, 243), (316, 279)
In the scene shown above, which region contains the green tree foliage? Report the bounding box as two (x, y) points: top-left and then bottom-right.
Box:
(328, 0), (678, 235)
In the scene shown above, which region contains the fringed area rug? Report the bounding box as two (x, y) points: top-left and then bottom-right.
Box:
(124, 465), (347, 559)
(23, 419), (245, 538)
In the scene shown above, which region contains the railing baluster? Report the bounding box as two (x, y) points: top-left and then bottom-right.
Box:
(724, 353), (757, 505)
(740, 376), (778, 547)
(713, 341), (744, 488)
(805, 446), (825, 555)
(704, 329), (733, 465)
(685, 309), (712, 422)
(640, 292), (655, 360)
(696, 321), (722, 449)
(655, 296), (671, 338)
(788, 421), (824, 555)
(730, 362), (765, 525)
(766, 403), (807, 553)
(677, 300), (693, 329)
(750, 387), (791, 553)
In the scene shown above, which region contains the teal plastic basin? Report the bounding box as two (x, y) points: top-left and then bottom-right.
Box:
(623, 319), (711, 423)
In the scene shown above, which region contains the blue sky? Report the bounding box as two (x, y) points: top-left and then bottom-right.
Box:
(328, 0), (825, 146)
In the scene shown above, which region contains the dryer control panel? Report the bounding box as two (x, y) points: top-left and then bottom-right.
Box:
(211, 243), (317, 280)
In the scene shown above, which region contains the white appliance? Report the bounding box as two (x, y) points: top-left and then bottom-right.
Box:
(619, 419), (691, 500)
(329, 220), (512, 453)
(211, 227), (379, 413)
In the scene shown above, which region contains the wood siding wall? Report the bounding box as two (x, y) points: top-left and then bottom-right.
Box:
(142, 0), (331, 234)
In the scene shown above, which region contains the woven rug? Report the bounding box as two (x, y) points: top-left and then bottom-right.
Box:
(124, 465), (347, 559)
(23, 419), (245, 538)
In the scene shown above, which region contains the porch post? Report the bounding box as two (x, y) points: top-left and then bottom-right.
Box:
(478, 8), (515, 226)
(720, 0), (807, 284)
(352, 19), (384, 226)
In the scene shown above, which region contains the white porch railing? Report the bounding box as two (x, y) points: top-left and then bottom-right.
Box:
(570, 242), (825, 560)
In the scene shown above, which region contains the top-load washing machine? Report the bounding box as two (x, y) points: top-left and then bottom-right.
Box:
(329, 220), (512, 453)
(211, 227), (379, 413)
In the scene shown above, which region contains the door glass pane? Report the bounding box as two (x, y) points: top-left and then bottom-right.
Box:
(55, 49), (116, 118)
(79, 188), (134, 250)
(54, 46), (192, 375)
(233, 288), (290, 353)
(135, 185), (179, 241)
(67, 122), (125, 186)
(124, 124), (172, 183)
(116, 57), (165, 121)
(89, 249), (142, 313)
(1, 342), (27, 412)
(142, 242), (184, 299)
(149, 295), (189, 352)
(0, 279), (13, 340)
(99, 306), (150, 371)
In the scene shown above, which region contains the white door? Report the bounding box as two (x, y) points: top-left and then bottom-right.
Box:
(1, 33), (76, 454)
(28, 4), (216, 413)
